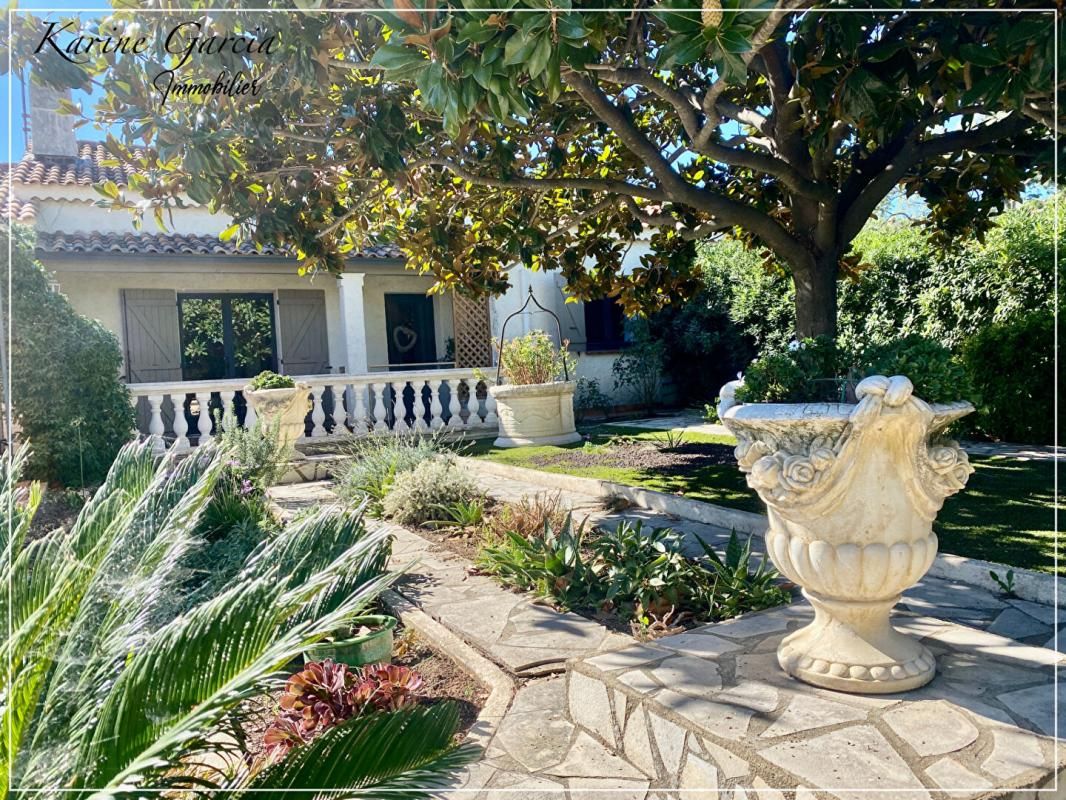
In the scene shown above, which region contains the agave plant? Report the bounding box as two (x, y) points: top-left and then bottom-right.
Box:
(1, 441), (476, 799)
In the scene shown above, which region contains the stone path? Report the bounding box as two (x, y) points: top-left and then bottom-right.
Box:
(610, 413), (1061, 460)
(563, 605), (1064, 800)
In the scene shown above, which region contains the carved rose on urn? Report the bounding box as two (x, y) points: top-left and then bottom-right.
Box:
(720, 375), (974, 694)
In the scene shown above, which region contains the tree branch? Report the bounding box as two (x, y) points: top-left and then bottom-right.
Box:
(408, 157), (667, 201)
(838, 113), (1035, 245)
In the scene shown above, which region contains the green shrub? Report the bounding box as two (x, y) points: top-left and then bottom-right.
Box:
(335, 430), (450, 515)
(735, 337), (851, 404)
(860, 335), (974, 404)
(5, 225), (134, 486)
(476, 514), (599, 610)
(381, 457), (483, 527)
(962, 311), (1054, 443)
(478, 516), (788, 625)
(4, 440), (474, 794)
(736, 335), (973, 405)
(247, 370), (296, 390)
(496, 330), (576, 385)
(216, 409), (291, 490)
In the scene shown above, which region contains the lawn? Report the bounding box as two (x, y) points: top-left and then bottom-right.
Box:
(470, 426), (1059, 575)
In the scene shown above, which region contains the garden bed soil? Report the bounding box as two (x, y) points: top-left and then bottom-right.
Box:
(530, 439), (736, 474)
(27, 486), (88, 540)
(239, 624), (488, 763)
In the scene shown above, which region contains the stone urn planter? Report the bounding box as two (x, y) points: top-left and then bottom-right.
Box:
(242, 381), (311, 454)
(490, 381), (581, 448)
(720, 374), (974, 694)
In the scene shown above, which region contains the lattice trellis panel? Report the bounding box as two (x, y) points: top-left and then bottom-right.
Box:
(452, 293), (493, 368)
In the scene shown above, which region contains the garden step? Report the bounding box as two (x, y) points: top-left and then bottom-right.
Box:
(562, 603), (1064, 800)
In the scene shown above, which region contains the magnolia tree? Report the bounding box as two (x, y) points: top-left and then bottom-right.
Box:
(11, 1), (1059, 337)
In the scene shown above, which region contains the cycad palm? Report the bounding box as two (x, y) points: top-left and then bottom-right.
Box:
(2, 441), (477, 798)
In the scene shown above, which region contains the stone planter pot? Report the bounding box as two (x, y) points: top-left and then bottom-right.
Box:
(242, 382), (311, 454)
(490, 380), (581, 448)
(720, 375), (974, 694)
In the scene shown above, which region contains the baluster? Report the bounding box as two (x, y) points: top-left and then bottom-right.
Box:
(243, 391), (257, 430)
(219, 390), (236, 430)
(309, 385), (327, 438)
(483, 382), (498, 430)
(351, 383), (368, 434)
(446, 379), (463, 429)
(195, 392), (213, 445)
(147, 394), (166, 455)
(372, 382), (390, 433)
(390, 381), (407, 434)
(170, 393), (190, 451)
(428, 379), (444, 430)
(412, 380), (430, 432)
(330, 385), (347, 434)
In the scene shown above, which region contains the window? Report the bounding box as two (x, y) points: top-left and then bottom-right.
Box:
(178, 293), (278, 380)
(583, 297), (627, 351)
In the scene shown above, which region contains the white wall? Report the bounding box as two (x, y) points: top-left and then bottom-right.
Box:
(489, 241), (654, 406)
(41, 257), (347, 378)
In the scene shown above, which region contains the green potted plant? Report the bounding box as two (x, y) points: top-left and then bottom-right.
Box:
(242, 370), (310, 454)
(303, 613), (399, 666)
(718, 336), (976, 695)
(489, 330), (581, 448)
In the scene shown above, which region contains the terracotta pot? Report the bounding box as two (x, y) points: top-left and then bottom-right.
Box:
(490, 380), (581, 448)
(242, 382), (311, 453)
(720, 375), (974, 694)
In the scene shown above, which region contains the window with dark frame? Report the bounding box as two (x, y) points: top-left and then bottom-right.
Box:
(583, 297), (628, 352)
(178, 292), (278, 381)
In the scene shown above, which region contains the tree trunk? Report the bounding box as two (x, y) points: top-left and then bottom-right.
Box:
(793, 257), (838, 340)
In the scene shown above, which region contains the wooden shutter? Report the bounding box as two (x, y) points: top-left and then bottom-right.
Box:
(122, 289), (182, 383)
(277, 289), (330, 375)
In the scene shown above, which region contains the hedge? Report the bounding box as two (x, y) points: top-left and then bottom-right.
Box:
(5, 226), (134, 485)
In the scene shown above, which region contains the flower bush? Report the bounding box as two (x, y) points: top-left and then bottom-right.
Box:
(381, 457), (484, 527)
(335, 429), (451, 516)
(496, 330), (576, 385)
(264, 660), (424, 761)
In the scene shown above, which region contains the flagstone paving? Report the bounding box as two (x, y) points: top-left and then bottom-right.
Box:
(268, 473), (1062, 800)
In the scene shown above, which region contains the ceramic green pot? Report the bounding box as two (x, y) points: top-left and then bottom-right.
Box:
(303, 614), (397, 666)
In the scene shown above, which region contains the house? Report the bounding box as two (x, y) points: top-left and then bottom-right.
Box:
(5, 85), (661, 450)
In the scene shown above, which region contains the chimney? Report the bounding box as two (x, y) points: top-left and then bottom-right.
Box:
(29, 81), (79, 158)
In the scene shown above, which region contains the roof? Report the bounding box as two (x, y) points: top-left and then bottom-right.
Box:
(36, 230), (404, 260)
(5, 141), (141, 187)
(2, 197), (37, 223)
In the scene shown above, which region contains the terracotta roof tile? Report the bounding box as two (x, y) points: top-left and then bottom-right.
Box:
(2, 197), (37, 223)
(4, 140), (142, 186)
(36, 230), (404, 260)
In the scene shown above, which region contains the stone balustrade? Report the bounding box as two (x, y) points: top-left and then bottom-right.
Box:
(127, 368), (498, 453)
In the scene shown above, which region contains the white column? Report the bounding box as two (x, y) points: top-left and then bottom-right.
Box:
(195, 392), (213, 445)
(337, 273), (369, 377)
(446, 380), (463, 429)
(428, 379), (444, 430)
(483, 381), (498, 430)
(147, 395), (166, 455)
(330, 385), (348, 434)
(310, 385), (327, 438)
(372, 382), (389, 433)
(170, 393), (190, 450)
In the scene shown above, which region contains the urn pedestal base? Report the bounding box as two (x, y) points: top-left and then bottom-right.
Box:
(777, 592), (936, 694)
